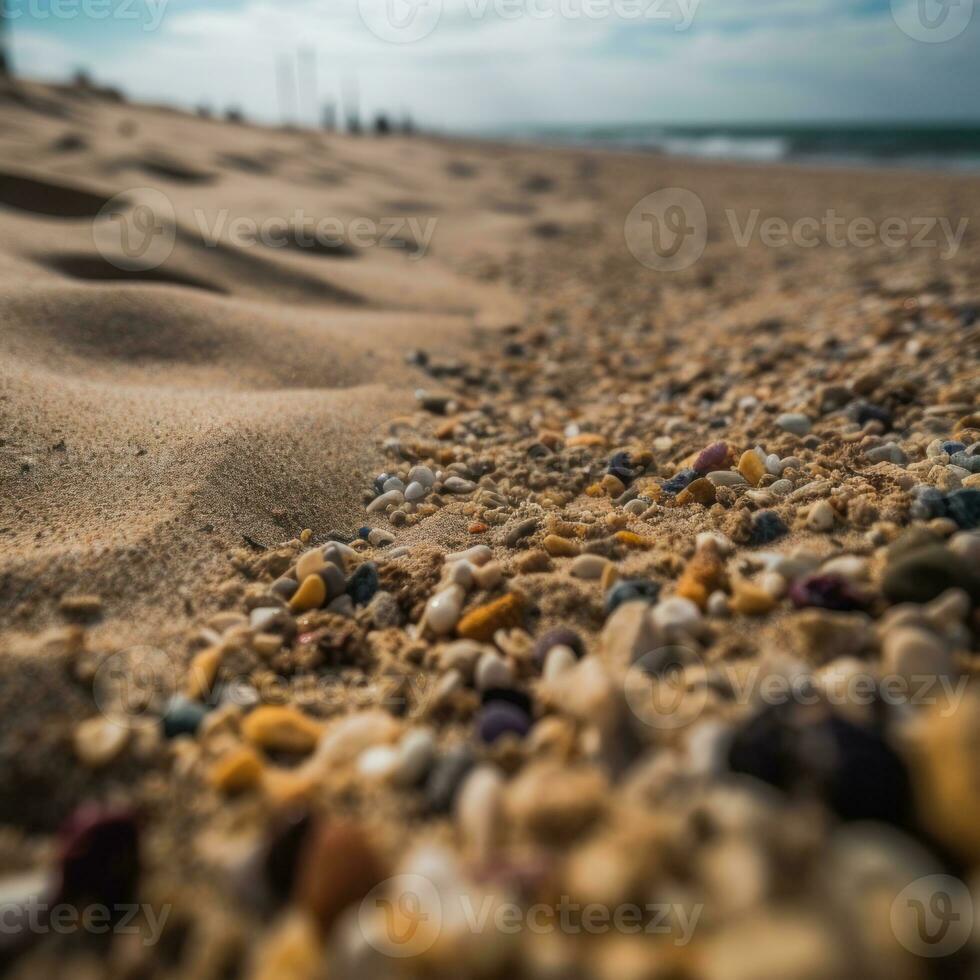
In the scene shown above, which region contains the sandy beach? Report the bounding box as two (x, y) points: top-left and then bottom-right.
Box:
(1, 79), (979, 978)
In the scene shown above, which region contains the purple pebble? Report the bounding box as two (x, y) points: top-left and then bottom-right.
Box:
(693, 441), (729, 474)
(789, 574), (868, 612)
(477, 702), (532, 744)
(531, 627), (586, 669)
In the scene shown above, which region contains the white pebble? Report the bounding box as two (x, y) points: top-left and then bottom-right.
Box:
(444, 560), (476, 590)
(807, 499), (836, 532)
(446, 545), (492, 566)
(368, 528), (395, 547)
(443, 476), (476, 494)
(652, 596), (702, 632)
(367, 489), (404, 513)
(409, 465), (436, 488)
(249, 607), (283, 630)
(570, 554), (608, 580)
(382, 477), (405, 493)
(821, 555), (868, 580)
(425, 585), (465, 636)
(707, 471), (747, 487)
(765, 453), (783, 475)
(404, 481), (427, 502)
(543, 645), (577, 680)
(473, 561), (503, 590)
(475, 652), (513, 691)
(776, 413), (812, 436)
(706, 591), (730, 617)
(358, 745), (399, 780)
(392, 728), (436, 787)
(456, 766), (504, 862)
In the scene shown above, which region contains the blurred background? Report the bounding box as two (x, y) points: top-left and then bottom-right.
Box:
(3, 0), (980, 167)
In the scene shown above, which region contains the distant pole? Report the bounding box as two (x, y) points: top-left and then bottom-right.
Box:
(276, 54), (297, 125)
(0, 0), (10, 77)
(297, 47), (317, 127)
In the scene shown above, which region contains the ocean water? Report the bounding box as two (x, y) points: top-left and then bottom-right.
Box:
(496, 123), (980, 171)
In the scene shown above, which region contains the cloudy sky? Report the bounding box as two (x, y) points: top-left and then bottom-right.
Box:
(7, 0), (980, 128)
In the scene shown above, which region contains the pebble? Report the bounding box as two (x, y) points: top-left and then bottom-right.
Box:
(676, 477), (717, 505)
(543, 644), (578, 680)
(475, 651), (514, 691)
(382, 476), (405, 493)
(604, 578), (660, 617)
(74, 716), (129, 768)
(210, 746), (264, 794)
(949, 531), (980, 563)
(472, 561), (503, 590)
(821, 555), (868, 581)
(651, 595), (702, 633)
(738, 449), (767, 486)
(443, 476), (476, 494)
(731, 581), (778, 616)
(408, 465), (435, 488)
(789, 574), (868, 612)
(776, 413), (812, 436)
(883, 546), (980, 605)
(570, 554), (609, 580)
(866, 443), (907, 465)
(296, 548), (327, 580)
(456, 766), (504, 861)
(404, 481), (427, 502)
(294, 822), (387, 936)
(346, 562), (379, 605)
(661, 468), (699, 495)
(477, 701), (532, 744)
(947, 488), (980, 529)
(392, 728), (436, 788)
(367, 489), (404, 513)
(807, 499), (836, 532)
(271, 577), (299, 601)
(425, 745), (476, 814)
(425, 585), (465, 635)
(57, 805), (140, 908)
(694, 441), (730, 474)
(532, 627), (585, 668)
(367, 528), (395, 548)
(727, 704), (912, 825)
(600, 598), (658, 672)
(770, 478), (793, 495)
(446, 545), (492, 565)
(289, 574), (327, 613)
(457, 592), (525, 641)
(543, 534), (580, 557)
(505, 518), (539, 547)
(242, 705), (323, 754)
(163, 695), (208, 738)
(315, 711), (400, 767)
(750, 511), (789, 545)
(882, 626), (954, 683)
(707, 471), (747, 487)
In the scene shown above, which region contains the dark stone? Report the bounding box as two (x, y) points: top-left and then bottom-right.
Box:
(662, 468), (699, 496)
(789, 574), (869, 612)
(750, 510), (789, 545)
(481, 687), (533, 715)
(271, 577), (298, 601)
(941, 441), (967, 455)
(476, 702), (532, 744)
(853, 402), (893, 429)
(532, 627), (586, 669)
(946, 489), (980, 530)
(346, 562), (379, 606)
(373, 474), (389, 495)
(605, 579), (661, 618)
(728, 703), (913, 826)
(56, 805), (140, 910)
(162, 696), (207, 738)
(883, 546), (980, 605)
(357, 526), (372, 541)
(425, 746), (477, 815)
